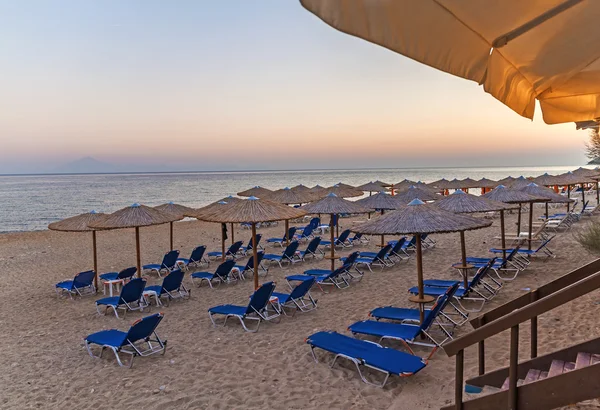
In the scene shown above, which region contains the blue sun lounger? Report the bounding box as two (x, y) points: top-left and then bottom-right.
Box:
(208, 281), (279, 332)
(320, 229), (352, 248)
(191, 259), (236, 288)
(95, 278), (148, 318)
(207, 241), (244, 260)
(99, 267), (137, 283)
(266, 227), (297, 247)
(84, 312), (167, 368)
(295, 224), (315, 242)
(263, 241), (300, 268)
(233, 251), (266, 280)
(272, 276), (318, 315)
(55, 270), (96, 299)
(143, 250), (180, 277)
(370, 283), (466, 326)
(288, 264), (352, 292)
(240, 234), (263, 255)
(143, 269), (190, 306)
(354, 244), (394, 269)
(306, 330), (427, 387)
(176, 246), (209, 270)
(298, 237), (323, 260)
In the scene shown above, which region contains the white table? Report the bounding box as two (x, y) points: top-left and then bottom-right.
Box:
(102, 279), (124, 297)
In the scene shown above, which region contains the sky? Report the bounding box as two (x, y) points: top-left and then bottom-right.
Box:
(0, 0), (591, 174)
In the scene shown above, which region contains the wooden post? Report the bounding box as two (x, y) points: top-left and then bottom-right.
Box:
(92, 230), (98, 290)
(582, 182), (586, 207)
(455, 349), (464, 410)
(459, 231), (468, 289)
(169, 221), (174, 251)
(252, 223), (259, 290)
(567, 185), (571, 211)
(596, 181), (599, 206)
(508, 325), (519, 410)
(545, 202), (549, 220)
(530, 290), (538, 358)
(221, 224), (226, 262)
(500, 210), (507, 261)
(528, 202), (534, 251)
(478, 316), (486, 375)
(330, 213), (335, 271)
(285, 219), (290, 246)
(230, 222), (235, 245)
(135, 227), (141, 278)
(516, 204), (522, 235)
(416, 234), (424, 323)
(380, 209), (385, 246)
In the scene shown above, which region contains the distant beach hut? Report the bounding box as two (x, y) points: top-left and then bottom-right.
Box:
(153, 202), (196, 251)
(237, 186), (273, 198)
(48, 210), (107, 290)
(353, 199), (491, 323)
(301, 193), (369, 271)
(198, 196), (306, 289)
(436, 190), (517, 269)
(89, 204), (181, 277)
(394, 185), (440, 204)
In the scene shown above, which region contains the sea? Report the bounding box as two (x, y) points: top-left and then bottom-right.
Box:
(0, 166), (580, 232)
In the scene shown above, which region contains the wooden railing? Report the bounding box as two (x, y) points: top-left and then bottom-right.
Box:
(443, 259), (600, 410)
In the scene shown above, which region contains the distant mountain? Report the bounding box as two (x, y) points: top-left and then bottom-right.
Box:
(52, 157), (174, 174)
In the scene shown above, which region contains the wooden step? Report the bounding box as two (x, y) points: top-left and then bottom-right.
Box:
(501, 378), (525, 390)
(576, 352), (592, 369)
(523, 369), (542, 384)
(547, 360), (576, 377)
(592, 354), (600, 365)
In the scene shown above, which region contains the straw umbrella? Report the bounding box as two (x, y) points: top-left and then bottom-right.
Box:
(153, 202), (195, 251)
(48, 210), (107, 290)
(300, 1), (600, 126)
(428, 178), (452, 195)
(266, 187), (316, 245)
(519, 182), (573, 239)
(192, 200), (235, 260)
(436, 190), (517, 275)
(477, 178), (498, 194)
(392, 179), (417, 194)
(353, 199), (491, 323)
(325, 184), (364, 198)
(497, 176), (516, 186)
(482, 185), (541, 248)
(460, 177), (479, 190)
(199, 197), (306, 289)
(373, 180), (392, 187)
(507, 176), (533, 190)
(356, 191), (404, 246)
(89, 204), (181, 278)
(237, 186), (272, 198)
(301, 193), (369, 271)
(555, 171), (589, 211)
(394, 185), (439, 204)
(310, 184), (328, 197)
(356, 181), (390, 196)
(532, 173), (561, 193)
(290, 184), (314, 200)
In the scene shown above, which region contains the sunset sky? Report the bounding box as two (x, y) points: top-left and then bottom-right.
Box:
(0, 1), (589, 174)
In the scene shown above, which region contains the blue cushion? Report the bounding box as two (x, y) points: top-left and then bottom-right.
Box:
(99, 272), (119, 281)
(56, 280), (73, 290)
(370, 306), (426, 322)
(208, 304), (246, 316)
(423, 279), (462, 288)
(143, 264), (161, 270)
(303, 269), (330, 276)
(85, 329), (127, 347)
(263, 254), (282, 261)
(96, 296), (121, 306)
(191, 272), (214, 279)
(271, 291), (292, 304)
(177, 258), (190, 264)
(409, 286), (466, 297)
(349, 320), (422, 341)
(144, 285), (163, 294)
(207, 252), (222, 257)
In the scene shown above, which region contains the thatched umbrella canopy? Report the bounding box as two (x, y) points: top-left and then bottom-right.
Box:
(267, 187), (313, 205)
(460, 177), (479, 189)
(356, 181), (390, 194)
(324, 184), (364, 198)
(392, 179), (417, 193)
(290, 184), (313, 198)
(48, 210), (107, 289)
(555, 171), (593, 209)
(355, 191), (402, 211)
(373, 180), (392, 187)
(572, 167), (600, 178)
(89, 204), (181, 277)
(497, 176), (516, 186)
(483, 185), (546, 249)
(217, 195), (242, 203)
(334, 182), (357, 189)
(477, 178), (498, 188)
(394, 185), (440, 204)
(428, 178), (449, 188)
(353, 199), (491, 322)
(191, 200), (237, 254)
(301, 193), (369, 271)
(520, 182), (574, 234)
(507, 176), (533, 189)
(532, 173), (561, 187)
(198, 197), (306, 289)
(443, 178), (464, 190)
(435, 190), (517, 265)
(154, 202), (196, 251)
(237, 186), (273, 198)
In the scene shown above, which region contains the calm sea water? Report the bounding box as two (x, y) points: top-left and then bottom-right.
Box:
(0, 166), (579, 232)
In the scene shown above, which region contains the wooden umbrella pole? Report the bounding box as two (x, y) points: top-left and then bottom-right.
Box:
(500, 210), (507, 261)
(252, 223), (259, 290)
(92, 231), (98, 291)
(381, 210), (385, 246)
(415, 234), (424, 323)
(221, 225), (226, 262)
(135, 227), (141, 278)
(459, 231), (468, 289)
(231, 222), (235, 245)
(528, 202), (534, 251)
(285, 219), (290, 246)
(582, 183), (586, 207)
(545, 202), (549, 220)
(336, 215), (339, 238)
(516, 204), (522, 235)
(567, 185), (571, 211)
(596, 181), (599, 206)
(330, 214), (335, 272)
(170, 221), (174, 251)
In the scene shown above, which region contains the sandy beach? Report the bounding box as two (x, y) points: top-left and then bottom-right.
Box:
(2, 206), (600, 410)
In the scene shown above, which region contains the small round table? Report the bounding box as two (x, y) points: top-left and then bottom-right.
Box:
(452, 263), (474, 289)
(408, 294), (435, 324)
